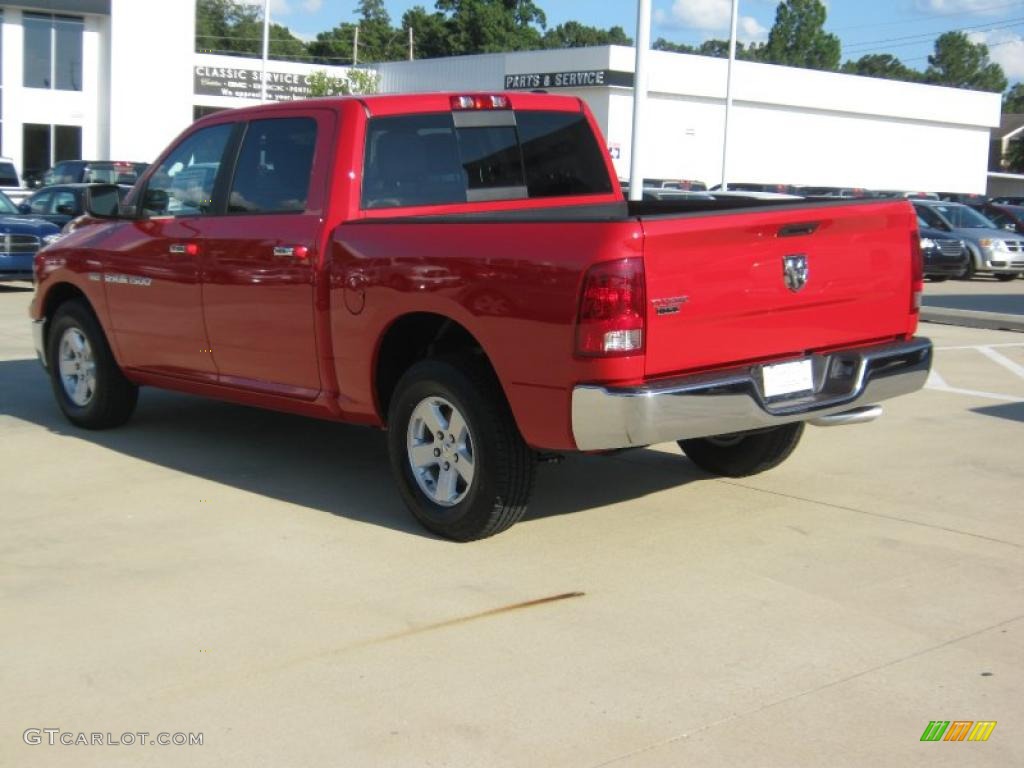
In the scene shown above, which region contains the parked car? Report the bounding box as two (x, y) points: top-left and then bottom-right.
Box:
(913, 200), (1023, 281)
(31, 92), (931, 540)
(966, 201), (1024, 234)
(649, 178), (708, 192)
(938, 192), (988, 205)
(915, 216), (969, 281)
(42, 160), (148, 187)
(876, 190), (940, 200)
(19, 184), (132, 226)
(991, 196), (1024, 206)
(0, 191), (61, 282)
(709, 182), (798, 194)
(0, 157), (21, 190)
(794, 186), (873, 198)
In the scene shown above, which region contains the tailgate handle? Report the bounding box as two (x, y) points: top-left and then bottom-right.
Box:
(778, 222), (820, 237)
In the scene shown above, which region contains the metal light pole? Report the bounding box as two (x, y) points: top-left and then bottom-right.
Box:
(260, 0), (270, 102)
(720, 0), (740, 191)
(628, 0), (651, 201)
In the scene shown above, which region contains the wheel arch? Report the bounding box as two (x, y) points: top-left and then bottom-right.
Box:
(373, 312), (506, 426)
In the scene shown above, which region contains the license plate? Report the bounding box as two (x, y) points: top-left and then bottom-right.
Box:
(762, 359), (814, 398)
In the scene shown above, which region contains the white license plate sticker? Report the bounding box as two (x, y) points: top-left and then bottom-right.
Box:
(762, 359), (814, 398)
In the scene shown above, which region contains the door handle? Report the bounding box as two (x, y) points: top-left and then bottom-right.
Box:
(169, 243), (199, 255)
(273, 245), (310, 259)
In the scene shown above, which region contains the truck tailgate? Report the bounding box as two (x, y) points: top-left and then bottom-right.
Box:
(640, 200), (916, 377)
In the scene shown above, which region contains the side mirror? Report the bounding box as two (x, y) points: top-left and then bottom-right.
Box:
(18, 203), (30, 214)
(84, 184), (123, 218)
(56, 203), (77, 216)
(142, 188), (169, 214)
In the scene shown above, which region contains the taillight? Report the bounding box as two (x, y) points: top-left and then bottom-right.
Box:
(450, 94), (510, 111)
(910, 229), (923, 313)
(575, 258), (645, 356)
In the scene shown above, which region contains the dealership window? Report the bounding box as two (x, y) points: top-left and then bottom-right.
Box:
(23, 13), (83, 91)
(1, 9), (4, 156)
(22, 124), (82, 180)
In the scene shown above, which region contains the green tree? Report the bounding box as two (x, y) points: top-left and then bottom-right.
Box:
(403, 5), (451, 58)
(925, 31), (1007, 92)
(307, 68), (379, 96)
(1005, 139), (1024, 172)
(195, 0), (306, 59)
(433, 0), (547, 55)
(1004, 82), (1024, 113)
(762, 0), (840, 71)
(653, 37), (761, 62)
(841, 54), (921, 83)
(542, 22), (631, 49)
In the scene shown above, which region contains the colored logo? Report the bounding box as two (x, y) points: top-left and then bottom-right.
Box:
(920, 721), (997, 742)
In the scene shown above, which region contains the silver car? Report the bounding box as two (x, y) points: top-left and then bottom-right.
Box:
(913, 200), (1023, 281)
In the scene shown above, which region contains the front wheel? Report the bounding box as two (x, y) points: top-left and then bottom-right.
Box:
(928, 275), (949, 282)
(995, 273), (1020, 282)
(47, 300), (138, 429)
(387, 357), (535, 541)
(679, 423), (804, 477)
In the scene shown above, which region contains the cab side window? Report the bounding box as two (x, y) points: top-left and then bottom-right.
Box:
(228, 118), (317, 214)
(51, 189), (77, 215)
(142, 123), (233, 217)
(29, 191), (52, 215)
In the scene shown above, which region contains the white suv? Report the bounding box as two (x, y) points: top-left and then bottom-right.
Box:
(0, 157), (29, 204)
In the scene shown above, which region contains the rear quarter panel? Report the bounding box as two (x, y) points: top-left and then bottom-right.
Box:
(329, 219), (644, 450)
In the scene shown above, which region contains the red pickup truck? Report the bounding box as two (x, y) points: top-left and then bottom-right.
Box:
(30, 92), (932, 540)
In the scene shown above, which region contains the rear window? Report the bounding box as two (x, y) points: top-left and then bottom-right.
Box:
(516, 112), (612, 198)
(0, 162), (19, 187)
(362, 109), (611, 209)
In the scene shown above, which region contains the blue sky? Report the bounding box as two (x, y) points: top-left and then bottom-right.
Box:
(269, 0), (1024, 82)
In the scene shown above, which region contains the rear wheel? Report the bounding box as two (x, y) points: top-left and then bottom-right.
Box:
(995, 273), (1020, 282)
(47, 300), (138, 429)
(387, 357), (535, 541)
(679, 423), (804, 477)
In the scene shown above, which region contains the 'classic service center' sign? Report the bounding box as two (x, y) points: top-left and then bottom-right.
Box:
(194, 65), (314, 101)
(503, 70), (634, 90)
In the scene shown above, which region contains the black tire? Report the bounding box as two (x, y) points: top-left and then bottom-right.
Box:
(959, 253), (976, 279)
(679, 422), (804, 478)
(47, 299), (138, 429)
(927, 275), (949, 282)
(387, 357), (535, 541)
(995, 273), (1020, 282)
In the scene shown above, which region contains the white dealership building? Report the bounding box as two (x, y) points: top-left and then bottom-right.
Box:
(0, 0), (1004, 192)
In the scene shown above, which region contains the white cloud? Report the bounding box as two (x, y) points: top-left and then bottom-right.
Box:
(916, 0), (1011, 14)
(657, 0), (768, 43)
(968, 29), (1024, 80)
(301, 0), (323, 11)
(270, 0), (292, 15)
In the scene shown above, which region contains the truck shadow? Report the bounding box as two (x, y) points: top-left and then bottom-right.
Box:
(0, 359), (701, 539)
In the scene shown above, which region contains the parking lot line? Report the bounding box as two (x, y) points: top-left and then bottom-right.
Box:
(975, 346), (1024, 380)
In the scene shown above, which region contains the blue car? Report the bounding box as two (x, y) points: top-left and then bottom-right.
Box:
(0, 191), (60, 282)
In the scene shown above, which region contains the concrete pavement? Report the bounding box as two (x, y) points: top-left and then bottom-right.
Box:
(1, 285), (1021, 767)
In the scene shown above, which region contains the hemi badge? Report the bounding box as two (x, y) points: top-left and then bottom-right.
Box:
(652, 296), (689, 316)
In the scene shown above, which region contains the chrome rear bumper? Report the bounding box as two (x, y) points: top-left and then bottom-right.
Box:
(571, 337), (932, 451)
